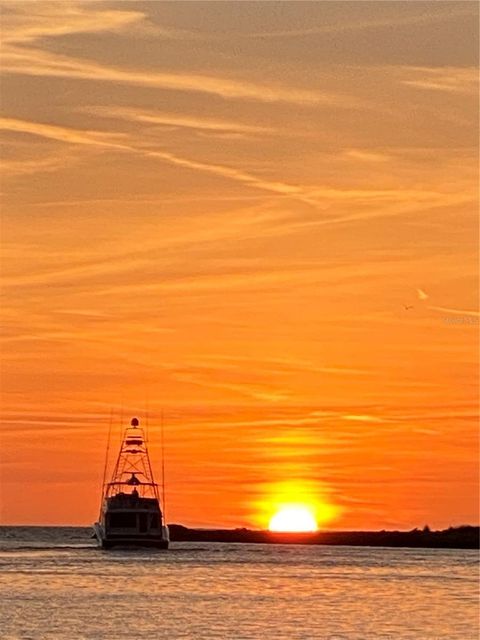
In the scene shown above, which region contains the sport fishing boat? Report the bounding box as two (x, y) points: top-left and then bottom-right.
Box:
(93, 417), (169, 549)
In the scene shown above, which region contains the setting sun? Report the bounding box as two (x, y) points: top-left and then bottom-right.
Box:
(268, 505), (318, 533)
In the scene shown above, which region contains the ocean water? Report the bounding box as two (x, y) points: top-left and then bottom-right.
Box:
(0, 527), (478, 640)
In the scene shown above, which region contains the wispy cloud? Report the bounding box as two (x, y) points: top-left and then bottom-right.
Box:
(399, 66), (478, 94)
(429, 306), (479, 318)
(417, 288), (429, 301)
(414, 287), (479, 317)
(0, 117), (126, 147)
(198, 355), (371, 377)
(3, 44), (349, 105)
(344, 149), (390, 163)
(1, 1), (353, 107)
(242, 7), (475, 39)
(85, 106), (274, 135)
(1, 1), (146, 44)
(3, 116), (475, 234)
(1, 150), (83, 177)
(172, 373), (290, 403)
(342, 414), (390, 424)
(0, 116), (318, 205)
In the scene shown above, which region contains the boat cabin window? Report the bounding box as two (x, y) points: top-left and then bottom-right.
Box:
(108, 513), (137, 528)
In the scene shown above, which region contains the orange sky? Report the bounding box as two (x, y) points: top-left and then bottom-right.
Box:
(0, 1), (478, 529)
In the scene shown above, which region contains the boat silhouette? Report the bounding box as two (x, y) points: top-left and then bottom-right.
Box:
(93, 417), (169, 549)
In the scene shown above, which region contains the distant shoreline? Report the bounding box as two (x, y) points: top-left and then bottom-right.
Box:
(1, 525), (478, 549)
(168, 525), (479, 549)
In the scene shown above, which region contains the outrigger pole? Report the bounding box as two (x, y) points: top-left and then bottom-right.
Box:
(161, 410), (167, 523)
(145, 398), (150, 446)
(99, 409), (113, 518)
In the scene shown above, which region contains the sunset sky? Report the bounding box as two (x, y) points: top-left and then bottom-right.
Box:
(1, 1), (478, 529)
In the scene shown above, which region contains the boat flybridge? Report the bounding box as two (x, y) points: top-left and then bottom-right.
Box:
(93, 417), (169, 549)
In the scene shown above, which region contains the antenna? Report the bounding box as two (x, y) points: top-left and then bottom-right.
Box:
(119, 400), (124, 449)
(161, 410), (167, 523)
(99, 409), (113, 519)
(145, 396), (149, 446)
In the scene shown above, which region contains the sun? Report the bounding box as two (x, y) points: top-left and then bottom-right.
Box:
(268, 505), (318, 532)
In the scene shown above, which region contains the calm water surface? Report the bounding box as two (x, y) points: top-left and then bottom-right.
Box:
(0, 527), (478, 639)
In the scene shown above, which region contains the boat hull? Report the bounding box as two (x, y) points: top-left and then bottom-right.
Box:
(93, 522), (169, 549)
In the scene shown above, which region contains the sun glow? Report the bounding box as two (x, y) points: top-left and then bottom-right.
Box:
(268, 505), (318, 532)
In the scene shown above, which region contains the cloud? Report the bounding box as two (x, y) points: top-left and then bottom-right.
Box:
(1, 5), (351, 109)
(417, 288), (429, 301)
(0, 116), (126, 147)
(172, 373), (290, 403)
(199, 355), (371, 377)
(413, 288), (478, 318)
(242, 7), (475, 39)
(3, 45), (348, 106)
(342, 414), (390, 424)
(266, 188), (475, 231)
(344, 149), (390, 163)
(429, 306), (479, 318)
(0, 116), (316, 203)
(399, 66), (478, 94)
(1, 1), (146, 44)
(85, 106), (275, 135)
(3, 115), (475, 243)
(1, 259), (320, 292)
(1, 152), (80, 177)
(28, 194), (268, 208)
(142, 148), (318, 204)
